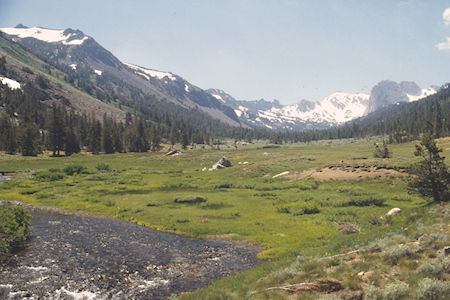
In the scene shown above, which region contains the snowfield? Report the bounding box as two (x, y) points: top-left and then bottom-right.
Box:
(407, 88), (437, 102)
(0, 76), (21, 90)
(124, 63), (176, 81)
(0, 27), (89, 45)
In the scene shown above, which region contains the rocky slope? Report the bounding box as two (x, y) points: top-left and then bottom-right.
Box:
(0, 25), (241, 127)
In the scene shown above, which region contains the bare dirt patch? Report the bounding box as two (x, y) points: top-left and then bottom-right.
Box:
(287, 165), (408, 181)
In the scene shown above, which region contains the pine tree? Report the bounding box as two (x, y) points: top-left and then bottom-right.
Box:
(0, 115), (17, 154)
(408, 134), (449, 203)
(433, 100), (443, 139)
(181, 131), (189, 150)
(136, 118), (149, 152)
(78, 114), (89, 147)
(48, 106), (66, 156)
(88, 120), (102, 154)
(113, 123), (124, 153)
(18, 122), (41, 156)
(65, 116), (80, 156)
(169, 126), (176, 148)
(149, 125), (162, 152)
(102, 114), (115, 154)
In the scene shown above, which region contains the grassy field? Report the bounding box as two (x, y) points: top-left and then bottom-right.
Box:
(0, 137), (449, 298)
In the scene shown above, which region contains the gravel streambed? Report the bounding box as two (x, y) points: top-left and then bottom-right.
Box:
(0, 207), (261, 299)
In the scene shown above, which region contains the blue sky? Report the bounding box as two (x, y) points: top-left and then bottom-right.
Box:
(0, 0), (449, 104)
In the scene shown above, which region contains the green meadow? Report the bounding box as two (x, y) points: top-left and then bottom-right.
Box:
(1, 137), (449, 298)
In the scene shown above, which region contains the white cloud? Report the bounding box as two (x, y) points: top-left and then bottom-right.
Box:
(436, 37), (450, 51)
(443, 7), (450, 26)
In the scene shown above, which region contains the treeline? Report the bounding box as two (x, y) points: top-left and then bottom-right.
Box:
(1, 79), (449, 157)
(0, 79), (268, 156)
(0, 83), (183, 156)
(0, 84), (150, 156)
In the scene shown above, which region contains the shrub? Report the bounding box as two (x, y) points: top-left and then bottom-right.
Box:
(343, 197), (386, 207)
(95, 163), (111, 172)
(86, 198), (100, 203)
(337, 223), (360, 234)
(276, 202), (320, 216)
(174, 196), (207, 204)
(383, 246), (416, 264)
(201, 202), (229, 210)
(214, 183), (233, 189)
(381, 282), (409, 300)
(373, 141), (391, 158)
(367, 214), (383, 226)
(276, 206), (290, 214)
(35, 171), (64, 181)
(311, 181), (321, 190)
(63, 164), (86, 175)
(425, 232), (447, 247)
(0, 203), (32, 261)
(414, 278), (450, 299)
(368, 234), (409, 253)
(176, 219), (189, 223)
(19, 188), (39, 195)
(417, 259), (448, 277)
(364, 286), (382, 300)
(104, 200), (115, 207)
(292, 204), (320, 216)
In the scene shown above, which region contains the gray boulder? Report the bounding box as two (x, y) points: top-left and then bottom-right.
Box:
(217, 157), (232, 167)
(208, 157), (232, 171)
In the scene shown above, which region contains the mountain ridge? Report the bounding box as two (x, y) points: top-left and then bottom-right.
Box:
(0, 25), (242, 127)
(0, 25), (439, 132)
(207, 81), (437, 130)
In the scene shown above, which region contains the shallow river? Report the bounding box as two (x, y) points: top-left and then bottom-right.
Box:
(0, 208), (260, 299)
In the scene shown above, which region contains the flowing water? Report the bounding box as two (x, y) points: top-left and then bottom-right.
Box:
(0, 208), (260, 299)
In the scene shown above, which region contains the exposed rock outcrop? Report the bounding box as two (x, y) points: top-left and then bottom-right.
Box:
(209, 157), (232, 171)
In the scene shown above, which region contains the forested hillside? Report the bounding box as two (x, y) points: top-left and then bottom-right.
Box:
(0, 34), (259, 156)
(1, 30), (449, 156)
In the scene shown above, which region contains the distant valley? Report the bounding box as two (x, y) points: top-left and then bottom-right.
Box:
(0, 25), (439, 132)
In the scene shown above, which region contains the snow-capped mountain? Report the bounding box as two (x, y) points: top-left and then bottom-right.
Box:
(0, 25), (241, 127)
(241, 92), (371, 129)
(365, 80), (437, 114)
(266, 92), (370, 125)
(0, 25), (89, 45)
(207, 81), (437, 130)
(1, 25), (438, 131)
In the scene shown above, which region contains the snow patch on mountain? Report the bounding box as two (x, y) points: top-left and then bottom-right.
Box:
(69, 64), (77, 70)
(234, 109), (243, 117)
(407, 88), (437, 102)
(214, 81), (437, 130)
(265, 92), (370, 125)
(233, 105), (249, 118)
(211, 94), (225, 102)
(0, 76), (21, 90)
(0, 27), (88, 45)
(124, 62), (176, 81)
